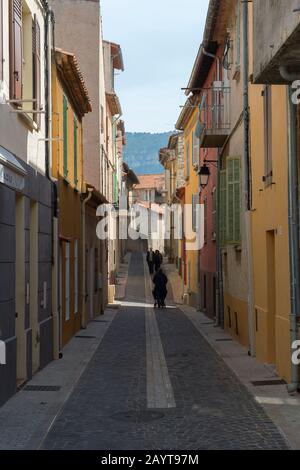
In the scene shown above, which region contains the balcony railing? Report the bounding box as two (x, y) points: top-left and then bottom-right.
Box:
(198, 86), (230, 148)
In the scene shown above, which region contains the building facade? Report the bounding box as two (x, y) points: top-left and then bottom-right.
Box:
(0, 0), (53, 404)
(51, 48), (91, 347)
(48, 0), (109, 321)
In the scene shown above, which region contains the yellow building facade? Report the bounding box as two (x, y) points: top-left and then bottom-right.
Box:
(176, 102), (200, 307)
(250, 85), (291, 381)
(52, 49), (91, 347)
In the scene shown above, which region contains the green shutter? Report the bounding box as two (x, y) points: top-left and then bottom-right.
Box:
(233, 158), (241, 243)
(226, 157), (241, 244)
(220, 170), (227, 246)
(63, 96), (68, 178)
(74, 116), (78, 186)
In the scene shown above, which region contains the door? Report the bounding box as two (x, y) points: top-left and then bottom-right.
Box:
(266, 231), (276, 364)
(89, 247), (94, 320)
(15, 194), (26, 384)
(29, 201), (39, 374)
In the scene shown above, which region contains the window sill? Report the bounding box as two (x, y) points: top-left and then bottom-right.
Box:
(18, 111), (39, 132)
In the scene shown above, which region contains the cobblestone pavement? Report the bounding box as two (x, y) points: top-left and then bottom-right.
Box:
(42, 252), (289, 450)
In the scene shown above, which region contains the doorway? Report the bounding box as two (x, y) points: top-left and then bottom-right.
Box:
(15, 194), (26, 385)
(266, 230), (276, 364)
(29, 201), (39, 375)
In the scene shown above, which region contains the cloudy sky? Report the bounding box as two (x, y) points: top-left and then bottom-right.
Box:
(101, 0), (209, 133)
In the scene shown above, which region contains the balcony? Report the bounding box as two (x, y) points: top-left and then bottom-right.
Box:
(198, 86), (230, 149)
(253, 0), (300, 84)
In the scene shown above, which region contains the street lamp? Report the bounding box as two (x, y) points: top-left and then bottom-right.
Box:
(199, 164), (211, 189)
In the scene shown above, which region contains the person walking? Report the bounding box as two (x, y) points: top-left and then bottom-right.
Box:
(154, 250), (163, 272)
(146, 248), (154, 275)
(153, 268), (168, 308)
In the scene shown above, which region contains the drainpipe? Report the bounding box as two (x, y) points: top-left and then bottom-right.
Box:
(215, 150), (224, 327)
(44, 6), (61, 359)
(242, 0), (255, 357)
(81, 188), (93, 329)
(286, 81), (300, 393)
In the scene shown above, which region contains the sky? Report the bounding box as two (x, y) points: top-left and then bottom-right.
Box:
(101, 0), (209, 133)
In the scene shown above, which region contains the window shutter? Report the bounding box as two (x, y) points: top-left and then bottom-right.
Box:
(74, 116), (78, 186)
(192, 131), (199, 166)
(233, 158), (241, 243)
(0, 0), (3, 81)
(63, 96), (68, 178)
(186, 143), (190, 179)
(264, 85), (273, 186)
(204, 196), (208, 243)
(220, 170), (227, 246)
(10, 0), (23, 100)
(226, 157), (240, 244)
(32, 15), (41, 125)
(192, 194), (198, 233)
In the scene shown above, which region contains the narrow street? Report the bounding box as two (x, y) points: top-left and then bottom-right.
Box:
(35, 251), (287, 451)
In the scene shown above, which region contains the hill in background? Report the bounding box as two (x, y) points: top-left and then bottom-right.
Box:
(123, 132), (173, 175)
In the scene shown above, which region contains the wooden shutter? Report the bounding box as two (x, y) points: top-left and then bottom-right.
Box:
(192, 132), (197, 166)
(204, 196), (208, 243)
(0, 0), (3, 81)
(10, 0), (23, 100)
(233, 158), (241, 243)
(226, 157), (241, 244)
(74, 116), (78, 186)
(264, 85), (273, 186)
(63, 96), (68, 178)
(32, 15), (41, 125)
(220, 170), (227, 246)
(185, 143), (190, 179)
(192, 193), (198, 233)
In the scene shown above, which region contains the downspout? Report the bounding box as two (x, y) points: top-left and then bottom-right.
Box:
(284, 76), (300, 393)
(242, 0), (255, 357)
(81, 188), (93, 329)
(215, 150), (224, 327)
(44, 6), (60, 359)
(203, 48), (223, 322)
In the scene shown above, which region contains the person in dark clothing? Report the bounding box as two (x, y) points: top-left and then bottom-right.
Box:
(154, 250), (163, 272)
(153, 269), (168, 308)
(146, 248), (154, 275)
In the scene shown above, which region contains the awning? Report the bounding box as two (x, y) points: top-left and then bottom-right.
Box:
(0, 145), (26, 191)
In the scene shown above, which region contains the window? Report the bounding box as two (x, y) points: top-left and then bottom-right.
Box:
(100, 105), (104, 133)
(0, 0), (3, 81)
(74, 240), (78, 315)
(226, 157), (241, 244)
(263, 85), (273, 186)
(192, 193), (198, 233)
(74, 116), (78, 186)
(10, 0), (23, 100)
(235, 0), (241, 68)
(204, 196), (208, 244)
(212, 188), (217, 240)
(32, 15), (41, 125)
(185, 142), (190, 179)
(94, 247), (99, 293)
(192, 131), (199, 167)
(65, 242), (70, 321)
(63, 95), (68, 178)
(220, 171), (227, 246)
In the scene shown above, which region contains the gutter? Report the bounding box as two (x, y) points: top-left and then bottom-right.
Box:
(242, 0), (255, 357)
(282, 70), (300, 393)
(81, 188), (94, 329)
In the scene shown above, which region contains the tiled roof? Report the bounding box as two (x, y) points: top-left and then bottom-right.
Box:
(134, 174), (165, 191)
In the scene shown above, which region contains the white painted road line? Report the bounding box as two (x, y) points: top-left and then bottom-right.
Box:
(143, 255), (176, 409)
